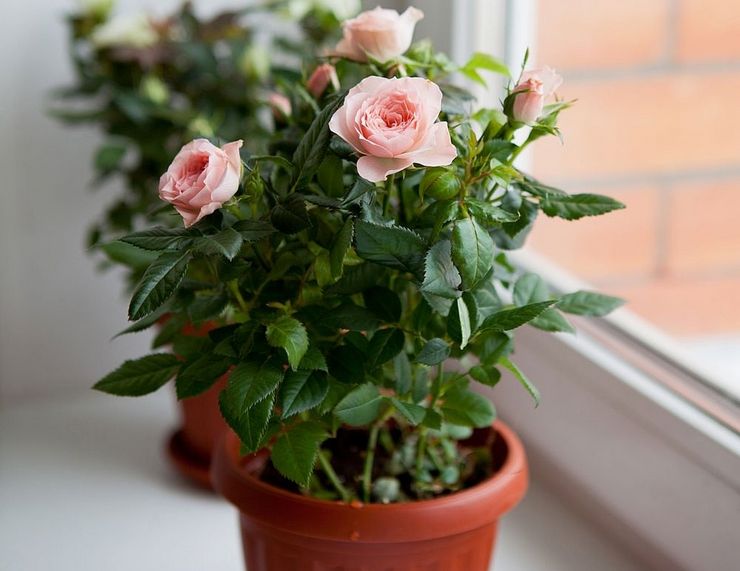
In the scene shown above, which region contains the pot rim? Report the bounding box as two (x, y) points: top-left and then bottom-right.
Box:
(212, 420), (528, 543)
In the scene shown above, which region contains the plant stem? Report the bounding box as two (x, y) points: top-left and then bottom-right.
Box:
(383, 173), (396, 217)
(225, 202), (245, 220)
(415, 363), (445, 487)
(362, 423), (381, 502)
(227, 280), (249, 313)
(317, 449), (351, 503)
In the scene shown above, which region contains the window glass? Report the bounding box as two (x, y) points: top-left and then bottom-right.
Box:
(523, 0), (740, 399)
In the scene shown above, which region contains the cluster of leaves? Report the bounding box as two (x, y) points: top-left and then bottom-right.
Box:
(95, 36), (625, 502)
(52, 1), (343, 288)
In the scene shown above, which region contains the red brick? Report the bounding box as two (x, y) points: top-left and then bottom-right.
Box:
(666, 179), (740, 275)
(533, 73), (740, 181)
(537, 0), (669, 71)
(613, 275), (740, 336)
(677, 0), (740, 63)
(527, 186), (660, 281)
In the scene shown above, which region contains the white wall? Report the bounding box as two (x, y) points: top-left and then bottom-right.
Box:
(0, 0), (256, 405)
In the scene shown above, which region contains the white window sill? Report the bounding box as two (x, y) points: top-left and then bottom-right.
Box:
(0, 391), (642, 571)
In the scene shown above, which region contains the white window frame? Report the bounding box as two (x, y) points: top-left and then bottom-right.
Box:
(405, 1), (740, 569)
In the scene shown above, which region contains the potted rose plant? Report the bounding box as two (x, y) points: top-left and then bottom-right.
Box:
(95, 5), (625, 567)
(55, 0), (352, 486)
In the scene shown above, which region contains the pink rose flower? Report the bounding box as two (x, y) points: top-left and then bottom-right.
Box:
(333, 6), (423, 63)
(511, 66), (563, 125)
(307, 63), (339, 98)
(158, 139), (243, 227)
(329, 76), (457, 182)
(268, 92), (292, 119)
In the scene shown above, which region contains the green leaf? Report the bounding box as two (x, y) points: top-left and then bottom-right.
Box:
(193, 227), (243, 260)
(266, 316), (309, 370)
(327, 345), (366, 383)
(416, 338), (450, 366)
(363, 286), (402, 323)
(341, 178), (375, 207)
(558, 290), (625, 316)
(531, 309), (576, 333)
(541, 193), (625, 220)
(291, 93), (346, 190)
(129, 252), (190, 320)
(232, 220), (275, 242)
(480, 140), (517, 163)
(187, 293), (228, 323)
(389, 398), (427, 425)
(466, 199), (519, 226)
(95, 142), (127, 172)
(478, 332), (513, 367)
(493, 197), (538, 250)
(513, 273), (550, 306)
(470, 278), (502, 323)
(299, 344), (328, 371)
(326, 303), (380, 331)
(280, 370), (329, 418)
(94, 354), (180, 396)
(99, 241), (158, 270)
(271, 421), (327, 487)
(119, 227), (194, 251)
(501, 356), (540, 406)
(175, 355), (230, 399)
(330, 218), (354, 278)
(354, 220), (426, 276)
(271, 195), (311, 234)
(223, 359), (284, 412)
(451, 217), (494, 290)
(420, 240), (462, 303)
(221, 390), (275, 453)
(462, 52), (510, 76)
(469, 365), (501, 387)
(448, 297), (472, 349)
(113, 306), (170, 338)
(479, 300), (556, 332)
(366, 328), (405, 367)
(393, 352), (413, 394)
(441, 387), (496, 428)
(317, 153), (345, 197)
(334, 383), (383, 426)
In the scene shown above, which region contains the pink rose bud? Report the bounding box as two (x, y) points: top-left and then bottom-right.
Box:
(511, 66), (563, 125)
(307, 63), (339, 98)
(158, 139), (243, 227)
(329, 76), (457, 182)
(333, 7), (423, 63)
(268, 92), (292, 119)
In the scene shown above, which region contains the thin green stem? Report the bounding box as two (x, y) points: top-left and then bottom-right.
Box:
(227, 280), (249, 313)
(225, 203), (245, 220)
(317, 450), (352, 503)
(362, 423), (381, 502)
(415, 363), (445, 487)
(382, 173), (396, 218)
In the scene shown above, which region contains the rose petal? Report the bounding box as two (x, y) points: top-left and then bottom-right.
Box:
(357, 155), (414, 182)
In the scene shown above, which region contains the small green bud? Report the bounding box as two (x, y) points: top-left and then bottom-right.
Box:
(421, 168), (461, 200)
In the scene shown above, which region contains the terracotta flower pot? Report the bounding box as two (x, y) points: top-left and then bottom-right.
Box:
(166, 320), (229, 489)
(212, 421), (528, 570)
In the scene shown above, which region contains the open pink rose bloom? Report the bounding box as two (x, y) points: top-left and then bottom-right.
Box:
(329, 76), (457, 182)
(334, 6), (424, 63)
(158, 139), (243, 227)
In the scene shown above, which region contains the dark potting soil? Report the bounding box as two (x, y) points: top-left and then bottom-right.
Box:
(258, 425), (506, 503)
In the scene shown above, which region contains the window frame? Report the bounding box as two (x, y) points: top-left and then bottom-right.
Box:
(403, 0), (740, 568)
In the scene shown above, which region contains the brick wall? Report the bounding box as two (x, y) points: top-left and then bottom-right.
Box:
(528, 0), (740, 336)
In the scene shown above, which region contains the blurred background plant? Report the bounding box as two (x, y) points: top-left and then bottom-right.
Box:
(50, 0), (352, 289)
